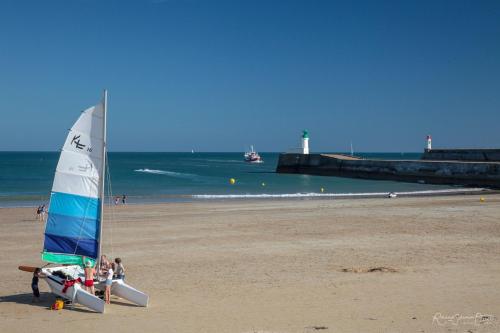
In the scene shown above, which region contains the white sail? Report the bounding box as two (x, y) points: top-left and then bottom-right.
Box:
(39, 92), (148, 313)
(43, 101), (105, 264)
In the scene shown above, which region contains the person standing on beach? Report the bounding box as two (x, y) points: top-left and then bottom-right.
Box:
(40, 204), (46, 222)
(114, 196), (120, 205)
(83, 259), (96, 295)
(122, 194), (127, 205)
(99, 254), (110, 276)
(35, 206), (42, 221)
(31, 268), (46, 302)
(105, 263), (114, 304)
(114, 258), (125, 280)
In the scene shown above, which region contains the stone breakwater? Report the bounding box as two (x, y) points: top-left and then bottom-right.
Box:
(276, 153), (500, 188)
(422, 148), (500, 162)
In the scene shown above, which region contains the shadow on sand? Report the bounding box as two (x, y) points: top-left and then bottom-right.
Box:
(0, 292), (98, 313)
(110, 299), (142, 307)
(0, 292), (54, 308)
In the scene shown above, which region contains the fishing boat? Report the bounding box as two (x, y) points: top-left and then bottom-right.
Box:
(244, 145), (263, 163)
(20, 91), (148, 313)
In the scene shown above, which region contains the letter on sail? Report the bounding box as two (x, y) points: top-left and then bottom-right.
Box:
(42, 101), (104, 265)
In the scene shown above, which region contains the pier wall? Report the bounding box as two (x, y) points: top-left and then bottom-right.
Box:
(422, 149), (500, 162)
(276, 154), (500, 187)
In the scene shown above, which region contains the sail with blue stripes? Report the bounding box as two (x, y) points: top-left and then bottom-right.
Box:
(42, 101), (104, 265)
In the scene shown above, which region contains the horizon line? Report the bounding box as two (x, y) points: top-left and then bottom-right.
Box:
(0, 150), (425, 154)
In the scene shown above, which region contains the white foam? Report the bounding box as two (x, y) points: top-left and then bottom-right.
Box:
(192, 188), (485, 199)
(134, 168), (197, 179)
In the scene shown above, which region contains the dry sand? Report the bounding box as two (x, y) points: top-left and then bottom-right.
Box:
(1, 195), (499, 332)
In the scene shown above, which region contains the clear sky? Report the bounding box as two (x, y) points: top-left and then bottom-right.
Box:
(1, 0), (499, 152)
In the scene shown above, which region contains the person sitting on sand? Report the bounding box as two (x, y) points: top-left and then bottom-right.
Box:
(83, 259), (96, 295)
(114, 257), (125, 280)
(105, 262), (114, 304)
(32, 268), (46, 303)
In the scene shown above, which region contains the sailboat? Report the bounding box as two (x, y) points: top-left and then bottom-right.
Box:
(22, 91), (148, 313)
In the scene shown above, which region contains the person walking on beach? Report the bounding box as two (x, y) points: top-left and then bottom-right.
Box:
(114, 258), (125, 280)
(35, 206), (42, 221)
(121, 194), (127, 205)
(36, 205), (46, 222)
(31, 268), (46, 302)
(40, 204), (46, 222)
(114, 196), (120, 205)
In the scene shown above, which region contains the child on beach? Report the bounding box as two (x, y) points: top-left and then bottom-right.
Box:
(114, 258), (125, 280)
(32, 268), (46, 302)
(105, 263), (114, 304)
(83, 259), (96, 295)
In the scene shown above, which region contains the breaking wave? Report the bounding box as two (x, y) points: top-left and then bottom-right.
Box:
(192, 188), (485, 199)
(134, 168), (198, 179)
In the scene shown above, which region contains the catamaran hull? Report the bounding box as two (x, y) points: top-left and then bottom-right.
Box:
(42, 265), (148, 312)
(43, 268), (105, 313)
(96, 280), (149, 307)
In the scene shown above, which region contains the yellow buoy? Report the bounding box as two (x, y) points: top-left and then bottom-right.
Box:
(480, 197), (485, 202)
(229, 178), (236, 185)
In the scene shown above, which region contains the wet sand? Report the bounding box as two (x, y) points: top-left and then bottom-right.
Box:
(1, 195), (499, 332)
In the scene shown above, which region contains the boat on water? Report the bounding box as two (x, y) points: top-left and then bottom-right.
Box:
(20, 91), (148, 313)
(244, 145), (263, 163)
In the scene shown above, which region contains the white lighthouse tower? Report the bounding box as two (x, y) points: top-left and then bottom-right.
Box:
(302, 130), (309, 154)
(426, 135), (432, 151)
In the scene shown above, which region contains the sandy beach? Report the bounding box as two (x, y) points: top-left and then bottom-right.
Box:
(1, 195), (499, 332)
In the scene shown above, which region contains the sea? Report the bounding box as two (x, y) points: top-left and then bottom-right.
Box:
(0, 152), (476, 207)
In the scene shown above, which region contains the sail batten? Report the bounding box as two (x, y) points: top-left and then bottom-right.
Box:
(42, 102), (104, 263)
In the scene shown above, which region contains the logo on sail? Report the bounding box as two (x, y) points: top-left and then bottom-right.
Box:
(71, 135), (86, 150)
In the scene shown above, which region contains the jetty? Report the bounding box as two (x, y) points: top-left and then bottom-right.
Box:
(276, 150), (500, 188)
(276, 131), (500, 188)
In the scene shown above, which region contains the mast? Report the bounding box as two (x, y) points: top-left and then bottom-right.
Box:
(97, 89), (107, 275)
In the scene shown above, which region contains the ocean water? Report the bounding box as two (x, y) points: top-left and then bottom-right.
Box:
(0, 152), (466, 207)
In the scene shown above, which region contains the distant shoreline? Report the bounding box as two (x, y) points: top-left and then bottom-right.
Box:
(0, 187), (494, 208)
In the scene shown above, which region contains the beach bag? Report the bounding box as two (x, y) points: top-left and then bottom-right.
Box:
(51, 299), (64, 310)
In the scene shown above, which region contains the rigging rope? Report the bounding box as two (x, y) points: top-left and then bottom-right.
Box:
(105, 151), (116, 260)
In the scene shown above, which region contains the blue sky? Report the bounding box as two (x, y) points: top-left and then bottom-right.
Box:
(1, 0), (499, 152)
